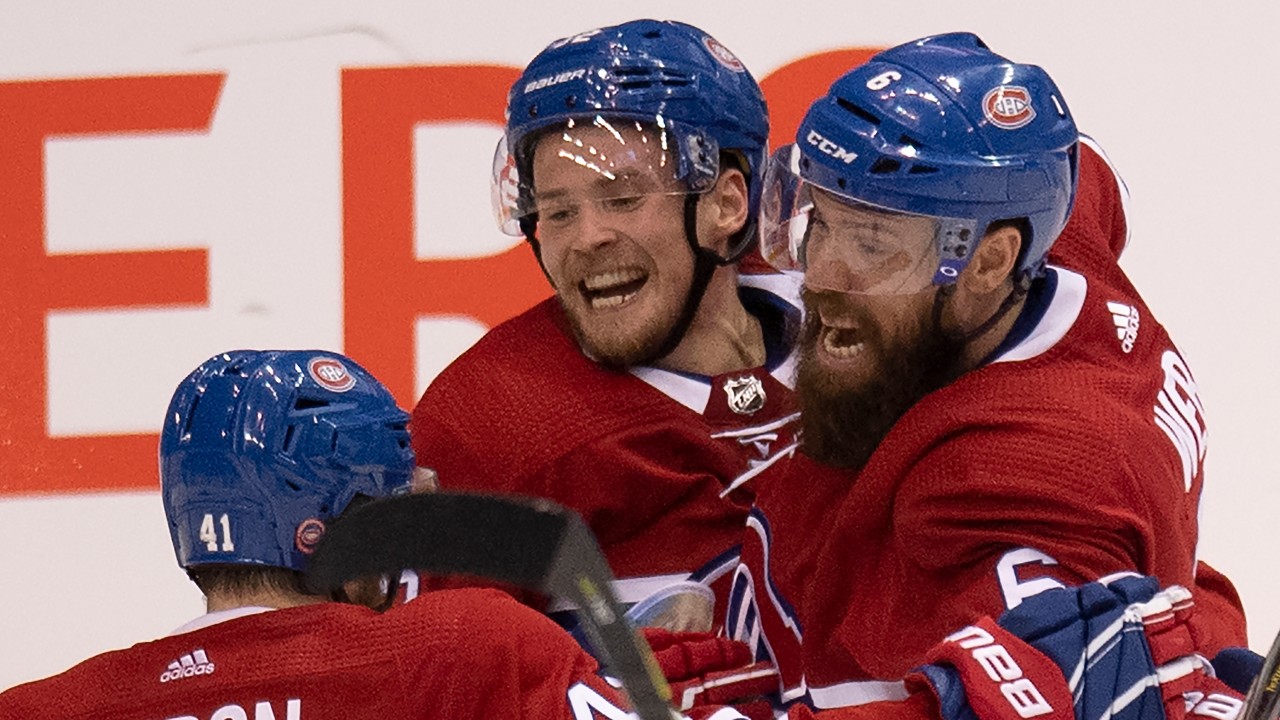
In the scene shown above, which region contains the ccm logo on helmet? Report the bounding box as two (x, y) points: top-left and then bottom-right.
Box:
(944, 625), (1053, 718)
(806, 130), (857, 164)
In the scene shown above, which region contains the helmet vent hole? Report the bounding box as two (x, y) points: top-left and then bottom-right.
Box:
(836, 178), (848, 190)
(294, 397), (329, 411)
(836, 98), (881, 126)
(612, 67), (692, 89)
(182, 395), (201, 436)
(898, 134), (923, 149)
(870, 158), (901, 174)
(642, 30), (661, 39)
(908, 164), (939, 175)
(281, 425), (297, 453)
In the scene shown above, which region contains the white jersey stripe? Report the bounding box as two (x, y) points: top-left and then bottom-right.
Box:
(807, 679), (910, 708)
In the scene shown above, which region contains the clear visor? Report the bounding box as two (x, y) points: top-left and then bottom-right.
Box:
(759, 145), (977, 295)
(491, 114), (720, 237)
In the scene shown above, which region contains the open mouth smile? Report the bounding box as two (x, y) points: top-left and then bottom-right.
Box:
(579, 268), (648, 309)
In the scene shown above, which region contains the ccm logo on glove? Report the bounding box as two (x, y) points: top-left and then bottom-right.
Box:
(944, 625), (1053, 719)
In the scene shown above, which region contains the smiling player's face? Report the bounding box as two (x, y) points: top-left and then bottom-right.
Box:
(531, 122), (697, 367)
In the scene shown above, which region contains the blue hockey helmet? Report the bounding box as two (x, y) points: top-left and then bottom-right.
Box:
(760, 32), (1078, 294)
(492, 18), (769, 261)
(160, 350), (414, 573)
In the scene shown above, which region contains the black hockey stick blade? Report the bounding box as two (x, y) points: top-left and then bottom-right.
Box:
(1241, 626), (1280, 720)
(306, 492), (673, 720)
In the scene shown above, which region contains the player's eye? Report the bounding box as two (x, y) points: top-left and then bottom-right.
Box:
(600, 195), (645, 212)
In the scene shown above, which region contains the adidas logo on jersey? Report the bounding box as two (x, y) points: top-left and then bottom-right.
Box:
(159, 648), (215, 682)
(1107, 301), (1140, 353)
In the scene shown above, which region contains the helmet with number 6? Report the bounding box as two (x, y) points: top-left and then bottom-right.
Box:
(160, 350), (414, 573)
(760, 32), (1079, 293)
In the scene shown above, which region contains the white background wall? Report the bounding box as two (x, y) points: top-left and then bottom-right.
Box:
(1, 0), (1277, 690)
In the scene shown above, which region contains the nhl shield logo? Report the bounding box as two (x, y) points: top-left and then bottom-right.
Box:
(982, 85), (1036, 130)
(723, 375), (766, 415)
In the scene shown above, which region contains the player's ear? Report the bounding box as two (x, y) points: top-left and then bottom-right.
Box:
(699, 167), (748, 253)
(962, 223), (1022, 295)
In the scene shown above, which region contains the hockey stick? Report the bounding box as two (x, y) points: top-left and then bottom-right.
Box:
(1241, 628), (1280, 720)
(305, 492), (673, 720)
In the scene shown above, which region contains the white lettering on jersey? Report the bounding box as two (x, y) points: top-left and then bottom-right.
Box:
(160, 648), (216, 683)
(568, 682), (631, 720)
(996, 548), (1066, 610)
(398, 569), (420, 602)
(1185, 691), (1243, 720)
(944, 627), (1053, 718)
(1153, 349), (1207, 492)
(167, 699), (300, 720)
(1106, 301), (1140, 353)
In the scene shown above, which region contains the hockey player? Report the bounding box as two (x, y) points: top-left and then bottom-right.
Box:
(0, 350), (630, 719)
(410, 19), (795, 619)
(701, 32), (1249, 715)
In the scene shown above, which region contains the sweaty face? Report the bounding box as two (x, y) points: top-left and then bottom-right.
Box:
(530, 121), (696, 367)
(795, 194), (966, 468)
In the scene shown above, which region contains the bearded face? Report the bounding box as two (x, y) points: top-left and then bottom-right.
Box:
(795, 286), (968, 469)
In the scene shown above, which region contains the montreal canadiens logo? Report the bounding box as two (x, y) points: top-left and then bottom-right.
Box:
(295, 518), (326, 554)
(703, 36), (745, 72)
(982, 85), (1036, 130)
(307, 357), (356, 392)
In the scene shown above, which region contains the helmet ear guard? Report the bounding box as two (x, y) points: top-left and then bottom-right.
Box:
(160, 350), (415, 575)
(763, 32), (1078, 288)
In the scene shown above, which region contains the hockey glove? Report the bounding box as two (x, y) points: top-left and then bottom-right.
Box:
(907, 574), (1243, 720)
(642, 628), (779, 714)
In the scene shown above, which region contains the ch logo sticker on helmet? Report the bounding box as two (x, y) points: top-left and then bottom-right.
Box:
(723, 375), (767, 415)
(983, 85), (1036, 130)
(295, 518), (326, 555)
(703, 36), (745, 73)
(307, 357), (356, 392)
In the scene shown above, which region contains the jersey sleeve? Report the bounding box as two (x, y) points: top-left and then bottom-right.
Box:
(880, 420), (1171, 657)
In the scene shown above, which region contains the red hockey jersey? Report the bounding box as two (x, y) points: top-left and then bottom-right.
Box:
(723, 140), (1246, 713)
(0, 589), (629, 720)
(410, 273), (802, 608)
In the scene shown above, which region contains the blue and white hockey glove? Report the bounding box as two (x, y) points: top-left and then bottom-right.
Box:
(908, 574), (1244, 720)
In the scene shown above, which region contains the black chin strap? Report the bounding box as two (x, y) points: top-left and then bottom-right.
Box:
(930, 274), (1031, 345)
(637, 194), (727, 365)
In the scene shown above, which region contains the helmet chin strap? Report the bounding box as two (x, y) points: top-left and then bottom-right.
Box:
(636, 194), (725, 366)
(930, 273), (1031, 348)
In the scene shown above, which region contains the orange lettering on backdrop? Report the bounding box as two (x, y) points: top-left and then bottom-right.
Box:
(1, 49), (880, 496)
(760, 48), (880, 149)
(0, 75), (221, 496)
(341, 65), (550, 407)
